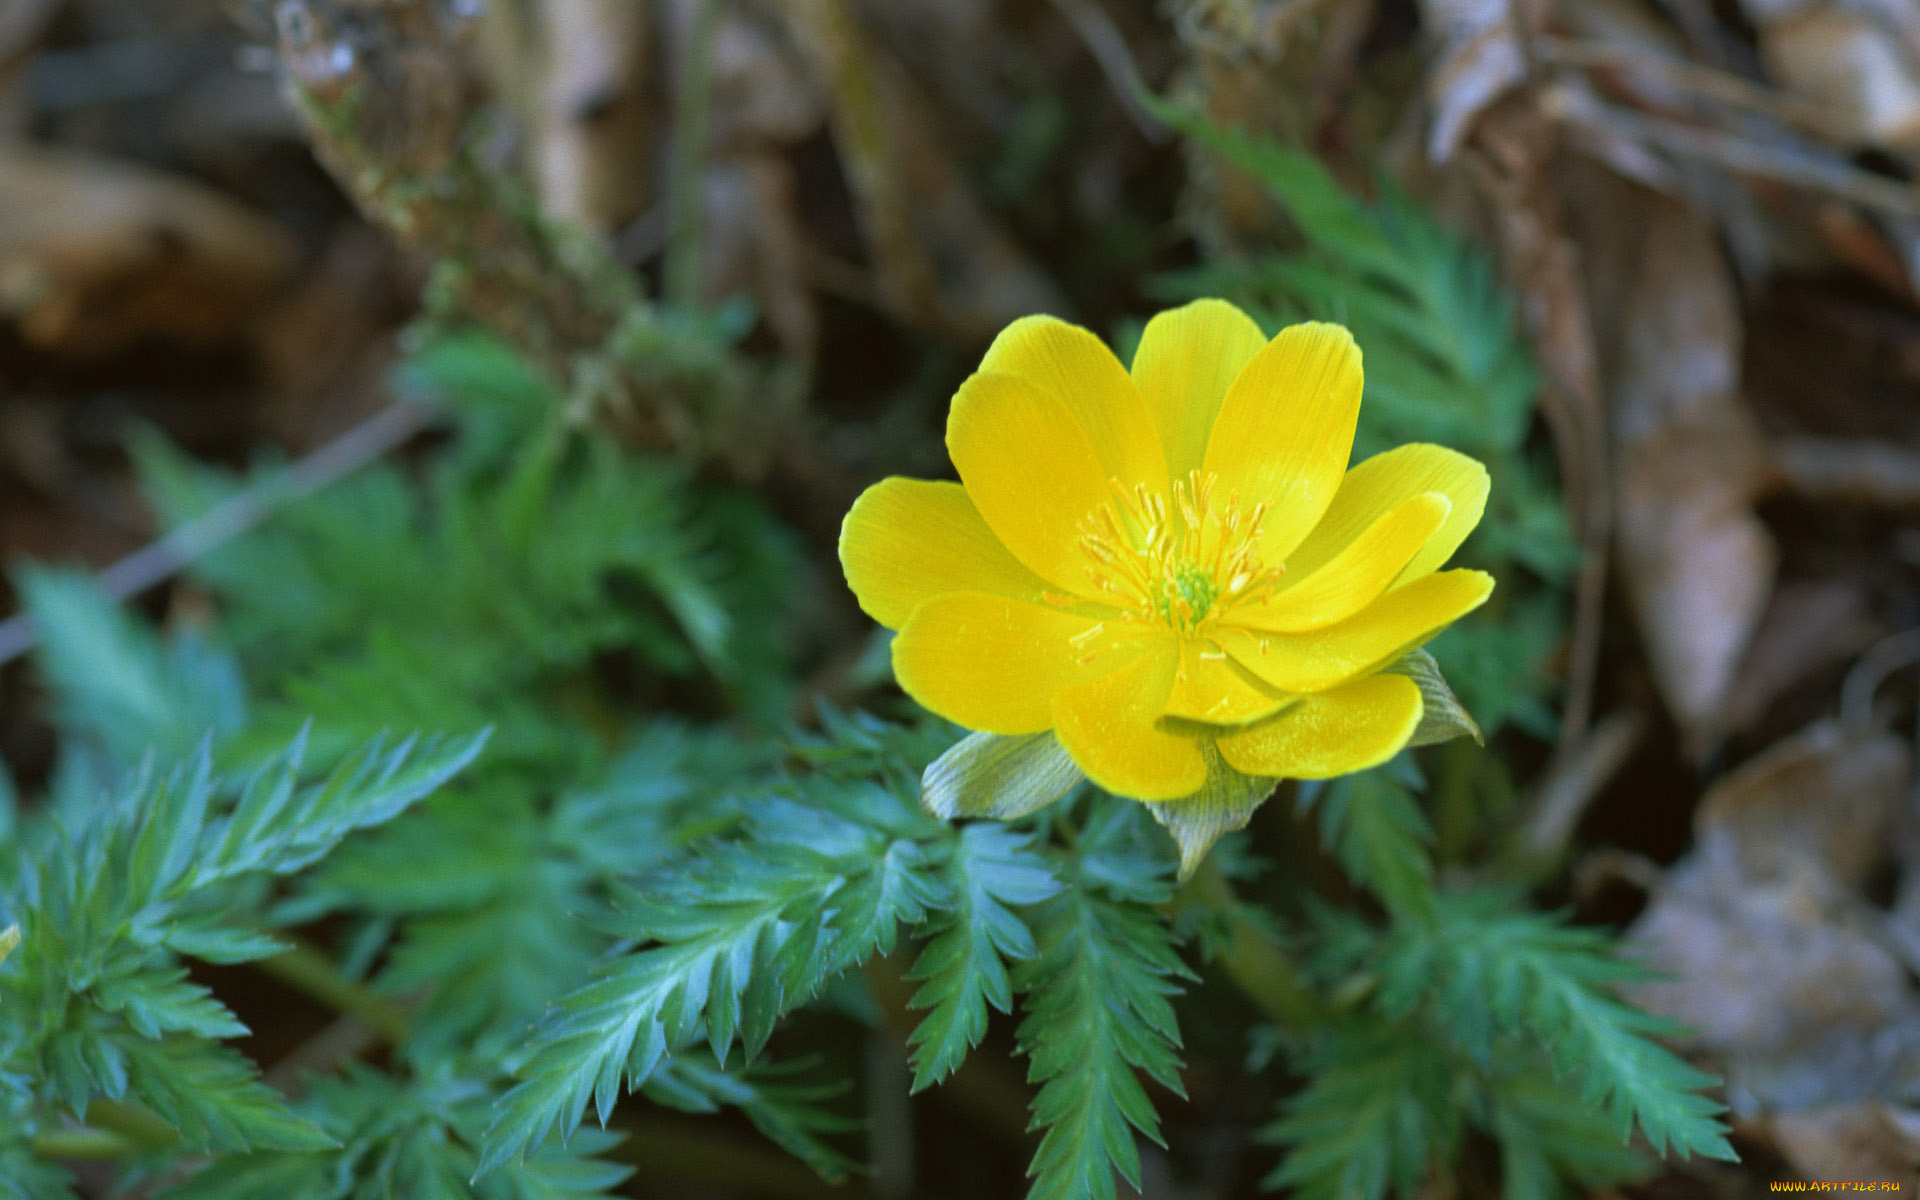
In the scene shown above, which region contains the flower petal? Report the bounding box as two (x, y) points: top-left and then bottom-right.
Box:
(1286, 443), (1490, 585)
(1201, 322), (1363, 565)
(893, 592), (1105, 734)
(840, 478), (1052, 629)
(1161, 640), (1292, 725)
(1246, 492), (1450, 632)
(1130, 299), (1267, 481)
(1051, 639), (1206, 800)
(947, 370), (1113, 594)
(1217, 672), (1422, 778)
(980, 314), (1170, 498)
(1218, 569), (1495, 693)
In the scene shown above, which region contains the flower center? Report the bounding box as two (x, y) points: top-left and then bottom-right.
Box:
(1073, 470), (1286, 632)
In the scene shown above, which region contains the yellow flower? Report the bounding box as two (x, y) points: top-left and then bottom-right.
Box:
(839, 299), (1492, 812)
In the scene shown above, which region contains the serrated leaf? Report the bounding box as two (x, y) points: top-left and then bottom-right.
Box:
(1015, 886), (1192, 1200)
(118, 1036), (336, 1152)
(905, 824), (1059, 1090)
(1308, 771), (1436, 920)
(1261, 1022), (1461, 1200)
(642, 1054), (859, 1182)
(922, 731), (1084, 821)
(93, 965), (249, 1041)
(481, 803), (942, 1175)
(1373, 891), (1736, 1164)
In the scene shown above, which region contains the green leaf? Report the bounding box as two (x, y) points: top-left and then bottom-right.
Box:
(905, 823), (1059, 1090)
(1015, 882), (1192, 1200)
(0, 924), (16, 968)
(166, 1063), (633, 1200)
(1262, 1021), (1462, 1200)
(922, 731), (1084, 821)
(118, 1037), (335, 1152)
(480, 791), (944, 1174)
(92, 963), (249, 1041)
(13, 565), (244, 762)
(1487, 1061), (1652, 1200)
(1374, 891), (1736, 1163)
(1307, 771), (1436, 920)
(642, 1054), (860, 1181)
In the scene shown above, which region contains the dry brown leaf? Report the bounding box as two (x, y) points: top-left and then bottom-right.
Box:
(1627, 719), (1920, 1111)
(1590, 185), (1776, 755)
(1758, 1102), (1920, 1188)
(1722, 578), (1881, 733)
(0, 143), (298, 355)
(1752, 4), (1920, 150)
(1418, 0), (1527, 161)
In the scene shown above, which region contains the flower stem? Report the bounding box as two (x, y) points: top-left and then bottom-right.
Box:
(258, 937), (410, 1044)
(1173, 857), (1322, 1029)
(33, 1099), (181, 1159)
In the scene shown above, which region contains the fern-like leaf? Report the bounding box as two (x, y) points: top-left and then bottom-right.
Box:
(1375, 891), (1735, 1162)
(1014, 883), (1192, 1200)
(480, 795), (943, 1174)
(905, 823), (1060, 1091)
(1261, 1022), (1461, 1200)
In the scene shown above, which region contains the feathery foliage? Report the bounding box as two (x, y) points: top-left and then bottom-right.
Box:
(1014, 804), (1191, 1200)
(0, 724), (484, 1170)
(905, 822), (1060, 1092)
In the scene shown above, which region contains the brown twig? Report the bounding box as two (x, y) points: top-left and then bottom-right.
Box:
(0, 401), (435, 668)
(1543, 82), (1920, 219)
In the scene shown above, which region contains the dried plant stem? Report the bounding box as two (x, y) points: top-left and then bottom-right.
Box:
(0, 402), (434, 668)
(663, 0), (723, 310)
(1545, 83), (1920, 218)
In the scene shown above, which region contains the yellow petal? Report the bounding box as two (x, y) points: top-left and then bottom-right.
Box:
(893, 592), (1104, 734)
(980, 314), (1170, 498)
(1246, 492), (1450, 632)
(1161, 640), (1292, 725)
(1217, 673), (1422, 778)
(840, 478), (1052, 630)
(1130, 299), (1267, 480)
(1287, 443), (1490, 585)
(1218, 569), (1495, 694)
(947, 370), (1112, 595)
(1201, 322), (1363, 565)
(1051, 639), (1206, 800)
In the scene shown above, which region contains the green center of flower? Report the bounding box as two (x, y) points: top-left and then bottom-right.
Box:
(1074, 470), (1286, 633)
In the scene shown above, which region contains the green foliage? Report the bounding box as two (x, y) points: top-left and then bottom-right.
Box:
(905, 823), (1060, 1091)
(0, 724), (483, 1161)
(1368, 892), (1734, 1162)
(132, 330), (801, 753)
(1302, 766), (1436, 922)
(12, 564), (244, 775)
(167, 1064), (634, 1200)
(1266, 888), (1732, 1199)
(479, 765), (950, 1174)
(0, 177), (1732, 1200)
(1014, 810), (1191, 1200)
(1262, 1022), (1462, 1200)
